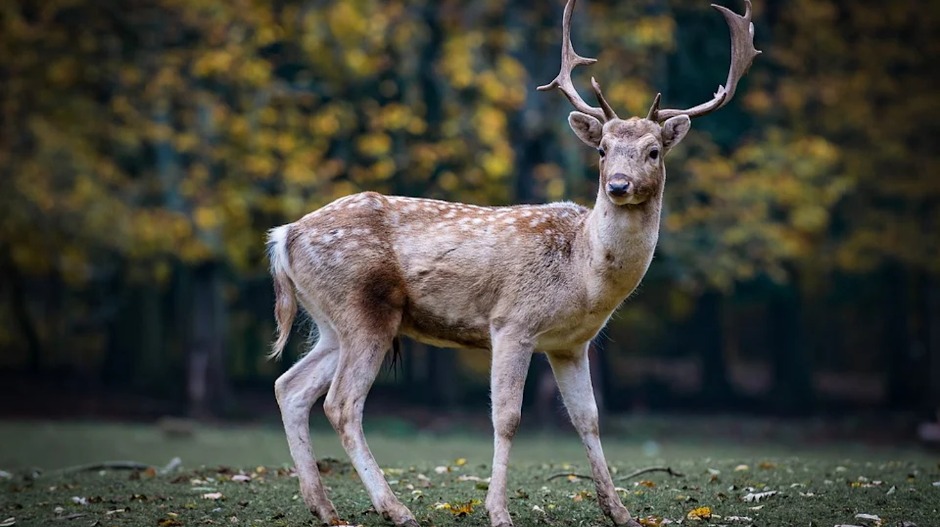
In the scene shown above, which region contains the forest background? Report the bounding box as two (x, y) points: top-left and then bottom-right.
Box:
(1, 0), (938, 426)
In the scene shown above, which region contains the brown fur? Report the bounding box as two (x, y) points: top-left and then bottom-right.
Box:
(269, 110), (690, 527)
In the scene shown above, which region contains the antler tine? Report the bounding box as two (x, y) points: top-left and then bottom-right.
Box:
(649, 0), (761, 121)
(538, 0), (617, 122)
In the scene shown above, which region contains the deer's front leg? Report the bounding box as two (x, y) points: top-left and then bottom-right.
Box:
(485, 328), (534, 527)
(548, 347), (640, 527)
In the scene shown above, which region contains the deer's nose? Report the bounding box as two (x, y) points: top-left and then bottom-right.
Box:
(606, 177), (631, 197)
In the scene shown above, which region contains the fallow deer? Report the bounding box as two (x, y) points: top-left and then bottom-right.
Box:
(268, 1), (759, 526)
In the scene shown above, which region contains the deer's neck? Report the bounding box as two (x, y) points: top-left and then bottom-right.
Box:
(577, 188), (663, 308)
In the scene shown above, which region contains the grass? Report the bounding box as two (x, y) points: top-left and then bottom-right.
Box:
(0, 419), (938, 526)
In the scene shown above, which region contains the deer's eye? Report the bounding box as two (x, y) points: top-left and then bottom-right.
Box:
(649, 148), (660, 160)
(598, 148), (606, 158)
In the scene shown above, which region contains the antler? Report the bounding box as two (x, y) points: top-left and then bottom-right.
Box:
(648, 0), (761, 121)
(537, 0), (618, 122)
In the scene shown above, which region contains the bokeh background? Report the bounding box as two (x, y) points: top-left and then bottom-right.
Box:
(0, 0), (938, 440)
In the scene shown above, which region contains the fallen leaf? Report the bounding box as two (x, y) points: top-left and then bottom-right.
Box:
(434, 500), (480, 517)
(0, 518), (14, 527)
(203, 492), (224, 500)
(454, 458), (467, 467)
(434, 466), (449, 474)
(638, 516), (663, 527)
(637, 480), (656, 488)
(758, 461), (776, 470)
(70, 496), (88, 506)
(570, 490), (592, 502)
(158, 519), (183, 527)
(686, 506), (712, 521)
(733, 464), (749, 472)
(231, 474), (251, 483)
(743, 490), (777, 502)
(724, 516), (753, 523)
(855, 513), (882, 526)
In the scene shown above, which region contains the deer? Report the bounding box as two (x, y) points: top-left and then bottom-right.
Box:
(267, 1), (759, 526)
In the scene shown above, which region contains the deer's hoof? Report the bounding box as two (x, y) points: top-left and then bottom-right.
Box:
(607, 504), (636, 526)
(312, 507), (340, 526)
(381, 506), (418, 527)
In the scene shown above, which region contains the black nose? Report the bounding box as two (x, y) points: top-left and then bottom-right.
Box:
(607, 179), (631, 197)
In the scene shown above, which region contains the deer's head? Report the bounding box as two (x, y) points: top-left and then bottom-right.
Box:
(539, 0), (761, 207)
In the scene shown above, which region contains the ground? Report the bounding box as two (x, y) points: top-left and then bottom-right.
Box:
(0, 419), (937, 526)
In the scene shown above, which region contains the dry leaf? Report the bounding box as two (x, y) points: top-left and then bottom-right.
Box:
(638, 516), (663, 526)
(203, 492), (224, 500)
(570, 490), (592, 502)
(743, 490), (777, 502)
(158, 519), (183, 527)
(231, 474), (251, 483)
(636, 480), (656, 488)
(734, 464), (749, 472)
(686, 506), (712, 520)
(855, 513), (882, 526)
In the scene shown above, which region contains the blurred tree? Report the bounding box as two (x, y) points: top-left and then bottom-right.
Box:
(0, 0), (935, 418)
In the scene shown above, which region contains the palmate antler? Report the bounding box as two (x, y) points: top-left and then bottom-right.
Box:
(539, 0), (761, 123)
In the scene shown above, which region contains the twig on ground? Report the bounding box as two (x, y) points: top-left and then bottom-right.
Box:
(55, 457), (182, 475)
(615, 466), (684, 481)
(546, 465), (684, 483)
(60, 461), (152, 473)
(546, 472), (594, 482)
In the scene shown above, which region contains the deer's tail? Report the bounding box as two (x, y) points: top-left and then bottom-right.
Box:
(267, 224), (296, 361)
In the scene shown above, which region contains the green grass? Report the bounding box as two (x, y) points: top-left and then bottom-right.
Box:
(1, 420), (938, 526)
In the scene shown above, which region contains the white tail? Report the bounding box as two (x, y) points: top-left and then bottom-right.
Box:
(270, 2), (759, 527)
(267, 224), (295, 361)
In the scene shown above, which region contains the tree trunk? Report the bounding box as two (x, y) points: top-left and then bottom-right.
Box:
(927, 274), (940, 416)
(697, 289), (734, 406)
(135, 284), (166, 392)
(768, 282), (813, 414)
(427, 346), (458, 407)
(1, 248), (42, 374)
(188, 262), (230, 418)
(885, 265), (919, 409)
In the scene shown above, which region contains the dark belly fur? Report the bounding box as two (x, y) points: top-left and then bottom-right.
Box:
(399, 304), (491, 350)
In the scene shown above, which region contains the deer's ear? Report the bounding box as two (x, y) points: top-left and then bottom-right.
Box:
(661, 115), (691, 153)
(568, 111), (603, 148)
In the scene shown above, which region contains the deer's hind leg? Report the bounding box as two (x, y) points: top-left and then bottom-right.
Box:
(323, 276), (416, 527)
(274, 323), (341, 524)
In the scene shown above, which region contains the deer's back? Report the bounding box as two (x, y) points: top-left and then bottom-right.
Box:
(287, 192), (631, 350)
